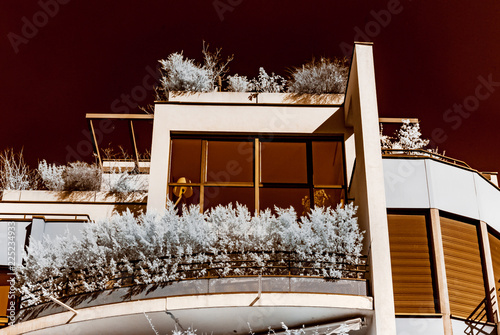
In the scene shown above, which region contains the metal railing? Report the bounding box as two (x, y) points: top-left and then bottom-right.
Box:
(381, 148), (472, 169)
(21, 251), (367, 306)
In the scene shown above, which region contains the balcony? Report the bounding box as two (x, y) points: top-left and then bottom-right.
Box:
(5, 201), (372, 335)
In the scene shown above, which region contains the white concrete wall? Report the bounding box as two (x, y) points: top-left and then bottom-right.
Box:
(451, 319), (496, 335)
(395, 317), (445, 335)
(0, 221), (29, 265)
(383, 157), (500, 232)
(0, 190), (147, 221)
(148, 103), (347, 211)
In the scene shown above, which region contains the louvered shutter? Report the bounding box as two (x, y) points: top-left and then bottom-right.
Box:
(388, 214), (436, 314)
(441, 217), (486, 319)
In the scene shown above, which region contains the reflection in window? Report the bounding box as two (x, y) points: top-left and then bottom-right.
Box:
(302, 189), (345, 215)
(260, 188), (309, 214)
(169, 136), (345, 213)
(168, 186), (201, 212)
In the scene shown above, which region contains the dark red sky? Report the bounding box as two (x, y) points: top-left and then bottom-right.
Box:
(1, 1), (500, 172)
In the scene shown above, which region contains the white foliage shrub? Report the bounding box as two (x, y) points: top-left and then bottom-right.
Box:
(157, 44), (233, 95)
(251, 67), (287, 93)
(106, 171), (146, 192)
(0, 148), (38, 190)
(15, 202), (363, 306)
(63, 162), (102, 191)
(226, 74), (252, 92)
(37, 160), (65, 191)
(288, 57), (349, 94)
(103, 164), (148, 193)
(159, 53), (212, 93)
(380, 119), (430, 151)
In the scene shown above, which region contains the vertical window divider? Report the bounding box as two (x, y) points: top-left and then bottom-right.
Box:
(200, 140), (208, 213)
(254, 138), (260, 216)
(306, 140), (314, 211)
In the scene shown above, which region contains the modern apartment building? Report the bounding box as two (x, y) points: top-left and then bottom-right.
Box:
(0, 42), (499, 335)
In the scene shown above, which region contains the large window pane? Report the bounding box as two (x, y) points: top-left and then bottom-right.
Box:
(388, 214), (436, 314)
(170, 139), (201, 183)
(260, 142), (307, 184)
(259, 188), (309, 214)
(207, 141), (253, 183)
(441, 217), (486, 319)
(204, 187), (254, 213)
(312, 141), (344, 185)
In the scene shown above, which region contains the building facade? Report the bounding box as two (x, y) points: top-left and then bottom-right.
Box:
(0, 43), (499, 335)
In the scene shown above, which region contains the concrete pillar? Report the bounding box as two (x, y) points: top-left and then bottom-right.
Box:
(147, 109), (171, 212)
(345, 42), (397, 335)
(429, 208), (453, 334)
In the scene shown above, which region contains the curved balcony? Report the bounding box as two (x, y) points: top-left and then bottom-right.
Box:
(8, 252), (372, 335)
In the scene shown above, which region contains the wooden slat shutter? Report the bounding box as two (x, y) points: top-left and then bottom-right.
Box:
(388, 214), (436, 314)
(488, 232), (500, 302)
(441, 217), (486, 319)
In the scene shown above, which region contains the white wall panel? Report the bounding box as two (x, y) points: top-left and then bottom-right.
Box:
(395, 317), (444, 335)
(383, 159), (430, 208)
(474, 173), (500, 232)
(425, 160), (479, 219)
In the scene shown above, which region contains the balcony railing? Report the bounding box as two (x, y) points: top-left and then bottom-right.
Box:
(381, 148), (472, 169)
(20, 251), (367, 308)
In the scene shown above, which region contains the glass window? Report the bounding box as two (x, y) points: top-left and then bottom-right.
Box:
(170, 139), (201, 183)
(260, 142), (307, 184)
(312, 141), (344, 185)
(207, 141), (253, 183)
(204, 187), (255, 213)
(259, 188), (310, 214)
(168, 186), (201, 212)
(169, 136), (346, 213)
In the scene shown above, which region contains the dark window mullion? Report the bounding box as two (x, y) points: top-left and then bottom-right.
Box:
(306, 140), (314, 210)
(199, 140), (208, 212)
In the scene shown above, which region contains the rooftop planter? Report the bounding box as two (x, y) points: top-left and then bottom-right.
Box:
(167, 91), (344, 104)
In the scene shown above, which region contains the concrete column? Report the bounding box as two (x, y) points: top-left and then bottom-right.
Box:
(346, 42), (396, 335)
(479, 221), (500, 325)
(147, 109), (171, 212)
(429, 208), (453, 334)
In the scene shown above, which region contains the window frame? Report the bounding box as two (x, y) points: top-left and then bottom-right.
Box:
(168, 133), (347, 213)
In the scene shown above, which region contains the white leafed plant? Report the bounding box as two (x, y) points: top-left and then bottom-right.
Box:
(288, 57), (349, 94)
(15, 202), (363, 306)
(380, 119), (430, 151)
(38, 160), (65, 191)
